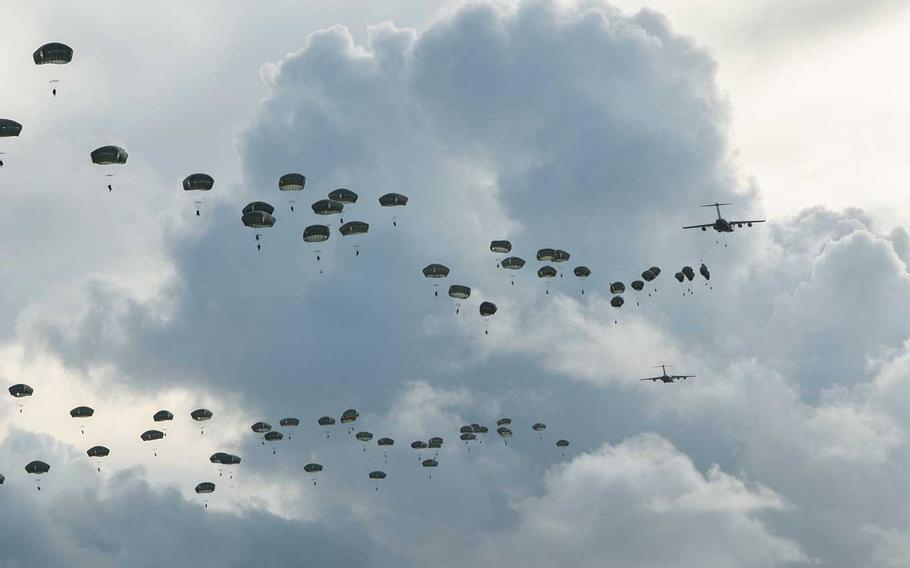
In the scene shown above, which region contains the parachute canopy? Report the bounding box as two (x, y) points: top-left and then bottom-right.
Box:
(537, 266), (557, 278)
(422, 459), (438, 468)
(0, 119), (22, 138)
(317, 416), (335, 426)
(532, 423), (547, 432)
(141, 430), (165, 441)
(8, 384), (33, 398)
(448, 285), (471, 300)
(378, 193), (408, 207)
(649, 267), (661, 276)
(304, 463), (323, 473)
(553, 250), (571, 263)
(699, 263), (711, 280)
(33, 43), (73, 65)
(241, 202), (276, 228)
(641, 270), (656, 282)
(411, 441), (427, 449)
(428, 437), (444, 449)
(490, 240), (512, 254)
(279, 417), (300, 427)
(278, 173), (306, 192)
(91, 146), (128, 165)
(496, 418), (512, 426)
(251, 422), (272, 434)
(631, 280), (644, 291)
(501, 257), (525, 270)
(573, 266), (591, 278)
(556, 439), (570, 448)
(264, 431), (283, 442)
(536, 248), (556, 262)
(355, 431), (373, 442)
(609, 282), (625, 294)
(25, 460), (50, 474)
(311, 199), (343, 215)
(479, 301), (497, 317)
(303, 225), (331, 243)
(422, 264), (450, 278)
(674, 272), (685, 283)
(377, 437), (394, 447)
(242, 201), (275, 215)
(339, 221), (369, 236)
(328, 188), (358, 203)
(183, 173), (214, 192)
(153, 410), (174, 422)
(70, 406), (94, 418)
(682, 266), (695, 281)
(195, 482), (216, 494)
(86, 446), (110, 458)
(611, 296), (625, 308)
(340, 409), (359, 424)
(369, 471), (387, 480)
(497, 427), (513, 438)
(191, 409), (213, 422)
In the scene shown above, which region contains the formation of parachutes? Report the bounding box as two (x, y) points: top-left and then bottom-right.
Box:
(3, 386), (573, 499)
(1, 42), (732, 505)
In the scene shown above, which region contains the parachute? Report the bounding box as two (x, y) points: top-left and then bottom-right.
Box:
(428, 437), (444, 449)
(0, 119), (22, 137)
(87, 445), (110, 472)
(279, 173), (306, 192)
(141, 430), (165, 441)
(611, 296), (625, 308)
(0, 474), (4, 485)
(377, 437), (394, 446)
(649, 267), (661, 277)
(497, 427), (513, 445)
(355, 431), (374, 446)
(700, 263), (711, 281)
(641, 270), (656, 282)
(305, 463), (323, 485)
(264, 431), (284, 441)
(340, 409), (359, 425)
(311, 199), (343, 216)
(421, 458), (439, 477)
(339, 221), (369, 255)
(191, 408), (213, 421)
(379, 193), (408, 207)
(460, 432), (476, 441)
(496, 418), (512, 426)
(182, 173), (214, 216)
(25, 460), (50, 489)
(537, 266), (557, 278)
(33, 43), (73, 65)
(674, 272), (685, 283)
(682, 266), (695, 281)
(490, 240), (512, 254)
(556, 439), (570, 456)
(479, 301), (497, 317)
(8, 384), (33, 398)
(532, 423), (547, 432)
(91, 146), (128, 191)
(303, 225), (331, 242)
(279, 417), (300, 427)
(501, 257), (526, 270)
(250, 422), (272, 434)
(573, 266), (591, 278)
(553, 249), (571, 263)
(423, 264), (450, 296)
(369, 470), (387, 491)
(70, 406), (94, 417)
(536, 248), (556, 262)
(195, 482), (216, 494)
(317, 416), (336, 426)
(328, 188), (358, 204)
(153, 410), (174, 422)
(609, 282), (625, 295)
(241, 202), (276, 250)
(448, 285), (471, 313)
(631, 280), (644, 291)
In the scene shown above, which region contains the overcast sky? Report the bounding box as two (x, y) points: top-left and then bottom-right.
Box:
(1, 1), (908, 566)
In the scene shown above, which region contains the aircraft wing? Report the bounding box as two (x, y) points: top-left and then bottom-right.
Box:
(671, 374), (695, 380)
(682, 223), (714, 230)
(728, 219), (765, 226)
(640, 377), (661, 381)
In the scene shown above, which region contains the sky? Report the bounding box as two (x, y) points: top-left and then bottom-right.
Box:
(0, 1), (908, 566)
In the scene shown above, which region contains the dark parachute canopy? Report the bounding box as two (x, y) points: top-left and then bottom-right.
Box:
(251, 422), (272, 433)
(501, 257), (526, 270)
(278, 173), (306, 192)
(0, 119), (22, 137)
(460, 432), (476, 441)
(422, 459), (438, 468)
(553, 250), (571, 263)
(70, 406), (94, 418)
(153, 410), (174, 422)
(682, 266), (696, 281)
(674, 272), (685, 283)
(141, 430), (164, 441)
(422, 264), (450, 278)
(459, 426), (473, 434)
(609, 282), (625, 294)
(641, 270), (656, 282)
(532, 423), (547, 432)
(8, 384), (33, 398)
(191, 409), (213, 422)
(377, 437), (394, 447)
(304, 463), (323, 473)
(378, 193), (408, 207)
(241, 201), (276, 228)
(497, 427), (513, 438)
(496, 418), (512, 426)
(411, 441), (427, 449)
(369, 471), (387, 480)
(355, 431), (374, 442)
(86, 446), (110, 458)
(611, 296), (625, 308)
(182, 173), (214, 191)
(448, 285), (471, 300)
(340, 409), (359, 424)
(536, 248), (556, 262)
(490, 240), (512, 254)
(91, 146), (128, 165)
(303, 225), (331, 243)
(195, 482), (216, 494)
(312, 199), (343, 215)
(573, 266), (591, 278)
(479, 301), (497, 317)
(279, 417), (300, 427)
(631, 280), (645, 291)
(537, 266), (557, 278)
(649, 267), (661, 276)
(700, 263), (711, 280)
(25, 461), (50, 474)
(339, 221), (369, 236)
(317, 416), (335, 426)
(328, 188), (358, 204)
(428, 437), (444, 449)
(556, 439), (570, 448)
(0, 474), (5, 485)
(473, 425), (488, 434)
(33, 43), (73, 65)
(210, 452), (241, 465)
(264, 431), (284, 441)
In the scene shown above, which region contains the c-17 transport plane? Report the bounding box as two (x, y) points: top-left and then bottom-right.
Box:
(641, 365), (695, 383)
(682, 203), (765, 233)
